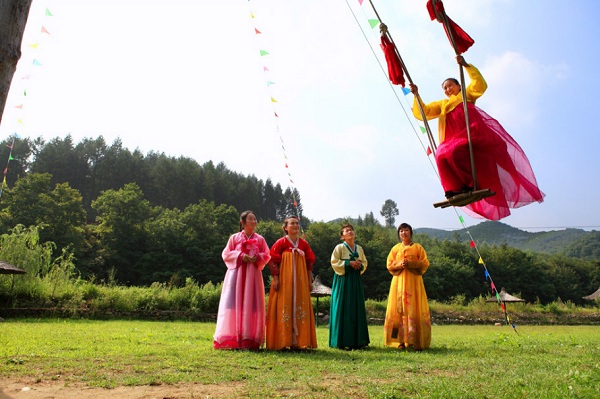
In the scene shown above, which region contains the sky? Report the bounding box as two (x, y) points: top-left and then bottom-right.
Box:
(1, 0), (599, 232)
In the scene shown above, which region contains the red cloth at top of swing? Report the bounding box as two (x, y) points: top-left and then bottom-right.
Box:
(426, 0), (474, 54)
(380, 35), (405, 86)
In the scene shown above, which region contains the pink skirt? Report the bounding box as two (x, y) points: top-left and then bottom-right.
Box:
(436, 104), (544, 220)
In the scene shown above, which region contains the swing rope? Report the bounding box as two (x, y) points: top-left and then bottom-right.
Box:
(350, 0), (518, 334)
(366, 0), (438, 156)
(430, 0), (478, 190)
(342, 0), (439, 176)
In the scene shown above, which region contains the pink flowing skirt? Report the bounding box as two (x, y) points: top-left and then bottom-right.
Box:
(213, 264), (265, 350)
(436, 104), (544, 220)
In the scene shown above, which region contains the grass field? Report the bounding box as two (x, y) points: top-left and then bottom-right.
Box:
(1, 319), (599, 398)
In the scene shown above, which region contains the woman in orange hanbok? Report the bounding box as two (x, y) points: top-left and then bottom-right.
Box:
(384, 223), (431, 350)
(266, 216), (317, 350)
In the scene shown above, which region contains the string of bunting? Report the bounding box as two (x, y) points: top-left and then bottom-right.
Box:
(247, 0), (305, 234)
(354, 0), (518, 333)
(1, 6), (54, 200)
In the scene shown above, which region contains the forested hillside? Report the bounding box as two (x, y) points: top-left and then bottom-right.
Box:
(418, 221), (598, 259)
(0, 135), (598, 305)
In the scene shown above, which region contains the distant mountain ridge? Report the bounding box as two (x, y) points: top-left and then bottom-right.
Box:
(417, 221), (598, 258)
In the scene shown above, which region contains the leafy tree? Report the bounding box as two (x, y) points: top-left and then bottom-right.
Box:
(177, 200), (239, 285)
(362, 211), (379, 227)
(92, 183), (152, 285)
(380, 199), (399, 228)
(0, 173), (86, 258)
(304, 222), (340, 286)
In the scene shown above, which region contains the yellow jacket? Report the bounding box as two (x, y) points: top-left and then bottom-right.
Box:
(412, 64), (487, 142)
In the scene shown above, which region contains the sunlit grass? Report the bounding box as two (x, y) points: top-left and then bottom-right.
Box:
(1, 320), (599, 398)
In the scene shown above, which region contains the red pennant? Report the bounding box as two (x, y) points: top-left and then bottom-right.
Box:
(426, 0), (474, 54)
(380, 35), (405, 86)
(469, 240), (475, 247)
(426, 146), (432, 155)
(254, 28), (262, 34)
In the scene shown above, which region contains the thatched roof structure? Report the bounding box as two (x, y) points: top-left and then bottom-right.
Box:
(0, 261), (26, 275)
(311, 275), (331, 297)
(486, 287), (525, 303)
(583, 286), (600, 300)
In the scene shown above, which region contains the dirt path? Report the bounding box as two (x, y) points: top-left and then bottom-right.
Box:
(0, 379), (240, 399)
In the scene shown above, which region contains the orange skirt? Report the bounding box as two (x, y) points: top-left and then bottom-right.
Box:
(266, 251), (317, 350)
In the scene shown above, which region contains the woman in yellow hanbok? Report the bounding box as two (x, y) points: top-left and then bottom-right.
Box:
(384, 223), (431, 350)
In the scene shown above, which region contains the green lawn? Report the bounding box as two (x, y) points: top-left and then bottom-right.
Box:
(1, 319), (598, 398)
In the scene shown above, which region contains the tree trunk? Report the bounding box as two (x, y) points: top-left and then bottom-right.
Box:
(0, 0), (34, 125)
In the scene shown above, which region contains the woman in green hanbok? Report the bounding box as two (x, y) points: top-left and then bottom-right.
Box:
(329, 224), (370, 349)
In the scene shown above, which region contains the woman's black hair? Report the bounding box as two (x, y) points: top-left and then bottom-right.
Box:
(239, 210), (254, 231)
(442, 77), (460, 87)
(397, 222), (413, 240)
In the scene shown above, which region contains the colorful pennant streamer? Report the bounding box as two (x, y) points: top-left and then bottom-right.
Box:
(1, 7), (54, 199)
(247, 1), (304, 233)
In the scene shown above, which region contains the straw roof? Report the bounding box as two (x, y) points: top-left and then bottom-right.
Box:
(0, 261), (26, 275)
(486, 287), (525, 303)
(311, 275), (332, 297)
(583, 286), (600, 300)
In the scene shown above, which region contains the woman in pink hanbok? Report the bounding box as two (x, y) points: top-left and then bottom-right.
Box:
(213, 210), (271, 350)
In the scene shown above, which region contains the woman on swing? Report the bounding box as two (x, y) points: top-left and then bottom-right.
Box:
(410, 55), (544, 220)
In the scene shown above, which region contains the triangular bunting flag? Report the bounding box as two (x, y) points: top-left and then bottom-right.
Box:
(401, 87), (411, 95)
(41, 26), (50, 34)
(32, 59), (42, 66)
(368, 19), (379, 29)
(45, 8), (53, 16)
(29, 43), (39, 49)
(426, 146), (432, 156)
(458, 215), (464, 223)
(15, 104), (23, 109)
(255, 28), (261, 34)
(263, 66), (269, 72)
(469, 240), (475, 247)
(478, 257), (484, 264)
(274, 112), (278, 117)
(419, 126), (426, 133)
(259, 50), (269, 56)
(270, 97), (277, 103)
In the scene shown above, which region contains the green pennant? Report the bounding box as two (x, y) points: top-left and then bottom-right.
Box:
(45, 8), (53, 16)
(459, 215), (464, 223)
(259, 50), (269, 56)
(420, 126), (426, 133)
(368, 19), (379, 29)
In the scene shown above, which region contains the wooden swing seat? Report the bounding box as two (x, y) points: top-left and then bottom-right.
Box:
(433, 188), (495, 209)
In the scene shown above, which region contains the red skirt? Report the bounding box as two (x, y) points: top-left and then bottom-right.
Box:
(436, 104), (544, 220)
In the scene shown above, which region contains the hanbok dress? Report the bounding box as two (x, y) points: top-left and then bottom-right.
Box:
(329, 242), (370, 349)
(383, 242), (431, 350)
(266, 236), (317, 350)
(213, 231), (271, 349)
(413, 64), (544, 220)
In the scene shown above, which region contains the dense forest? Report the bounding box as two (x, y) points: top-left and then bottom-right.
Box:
(0, 135), (599, 304)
